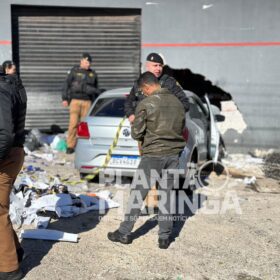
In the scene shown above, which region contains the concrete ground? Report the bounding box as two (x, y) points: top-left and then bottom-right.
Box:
(17, 151), (280, 280)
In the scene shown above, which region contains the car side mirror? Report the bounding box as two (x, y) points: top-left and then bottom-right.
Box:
(215, 114), (225, 122)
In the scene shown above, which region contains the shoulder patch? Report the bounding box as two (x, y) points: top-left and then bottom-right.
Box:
(89, 73), (94, 77)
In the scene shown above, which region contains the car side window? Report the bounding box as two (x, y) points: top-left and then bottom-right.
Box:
(189, 97), (207, 119)
(194, 97), (209, 118)
(90, 98), (125, 117)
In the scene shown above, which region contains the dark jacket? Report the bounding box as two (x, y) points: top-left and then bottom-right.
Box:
(0, 74), (27, 160)
(62, 65), (99, 102)
(132, 88), (186, 156)
(124, 74), (189, 117)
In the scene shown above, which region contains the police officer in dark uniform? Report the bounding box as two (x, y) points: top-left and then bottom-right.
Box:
(62, 53), (99, 154)
(0, 63), (27, 280)
(124, 53), (189, 123)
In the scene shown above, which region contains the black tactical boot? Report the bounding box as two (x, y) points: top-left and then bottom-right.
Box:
(0, 269), (23, 280)
(66, 147), (75, 154)
(107, 230), (132, 244)
(158, 237), (170, 249)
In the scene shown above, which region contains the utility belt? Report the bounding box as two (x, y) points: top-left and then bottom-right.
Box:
(69, 93), (91, 101)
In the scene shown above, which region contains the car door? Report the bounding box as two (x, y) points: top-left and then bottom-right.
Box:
(204, 94), (220, 163)
(187, 96), (209, 161)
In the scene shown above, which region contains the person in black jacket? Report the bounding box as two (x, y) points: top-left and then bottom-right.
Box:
(0, 66), (27, 280)
(62, 53), (99, 154)
(124, 53), (189, 123)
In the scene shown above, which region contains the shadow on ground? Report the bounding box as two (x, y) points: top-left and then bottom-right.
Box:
(131, 191), (207, 245)
(21, 209), (108, 276)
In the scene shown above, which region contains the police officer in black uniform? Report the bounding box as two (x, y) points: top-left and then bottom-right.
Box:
(124, 53), (189, 123)
(62, 53), (99, 153)
(62, 53), (99, 104)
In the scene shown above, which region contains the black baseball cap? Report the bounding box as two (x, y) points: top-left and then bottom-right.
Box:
(82, 53), (92, 62)
(146, 53), (164, 65)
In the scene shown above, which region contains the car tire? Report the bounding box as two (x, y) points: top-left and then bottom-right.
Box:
(179, 152), (198, 192)
(187, 155), (198, 191)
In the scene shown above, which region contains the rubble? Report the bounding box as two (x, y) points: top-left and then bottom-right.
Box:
(220, 152), (280, 193)
(222, 153), (265, 179)
(251, 178), (280, 193)
(217, 101), (247, 134)
(263, 152), (280, 180)
(249, 148), (275, 158)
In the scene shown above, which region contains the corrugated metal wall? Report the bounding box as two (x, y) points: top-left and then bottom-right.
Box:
(12, 6), (141, 130)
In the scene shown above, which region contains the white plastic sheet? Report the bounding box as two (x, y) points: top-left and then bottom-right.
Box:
(20, 229), (79, 243)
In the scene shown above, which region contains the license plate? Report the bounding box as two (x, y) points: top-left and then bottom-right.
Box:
(109, 155), (140, 167)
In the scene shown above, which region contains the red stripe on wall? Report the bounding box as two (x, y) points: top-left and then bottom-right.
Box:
(1, 40), (279, 47)
(142, 42), (280, 47)
(0, 40), (11, 45)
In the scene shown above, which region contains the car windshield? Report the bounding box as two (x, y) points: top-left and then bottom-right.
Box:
(90, 97), (125, 117)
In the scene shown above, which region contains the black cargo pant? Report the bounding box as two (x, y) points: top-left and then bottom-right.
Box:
(119, 154), (179, 239)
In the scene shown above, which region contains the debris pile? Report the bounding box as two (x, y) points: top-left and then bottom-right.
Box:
(24, 128), (67, 153)
(222, 153), (265, 179)
(263, 152), (280, 180)
(10, 149), (119, 231)
(10, 175), (119, 230)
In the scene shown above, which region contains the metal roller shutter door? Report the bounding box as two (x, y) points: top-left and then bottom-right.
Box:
(12, 7), (141, 130)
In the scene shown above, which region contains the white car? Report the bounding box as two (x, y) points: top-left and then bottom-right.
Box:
(74, 88), (224, 181)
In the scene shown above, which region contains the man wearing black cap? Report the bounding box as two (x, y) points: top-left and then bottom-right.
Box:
(124, 52), (189, 123)
(62, 53), (99, 154)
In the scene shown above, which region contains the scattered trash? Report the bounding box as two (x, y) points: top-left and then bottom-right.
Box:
(25, 165), (44, 173)
(10, 172), (119, 228)
(35, 216), (51, 229)
(243, 176), (257, 185)
(50, 124), (64, 134)
(20, 229), (79, 243)
(14, 131), (122, 238)
(40, 134), (56, 145)
(9, 192), (26, 226)
(30, 152), (54, 162)
(50, 135), (67, 152)
(24, 129), (43, 152)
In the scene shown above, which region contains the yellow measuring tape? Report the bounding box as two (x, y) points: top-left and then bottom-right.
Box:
(83, 116), (127, 181)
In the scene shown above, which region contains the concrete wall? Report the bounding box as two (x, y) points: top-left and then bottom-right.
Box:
(1, 0), (279, 152)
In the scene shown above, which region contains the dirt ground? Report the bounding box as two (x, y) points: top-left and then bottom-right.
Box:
(17, 151), (280, 280)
